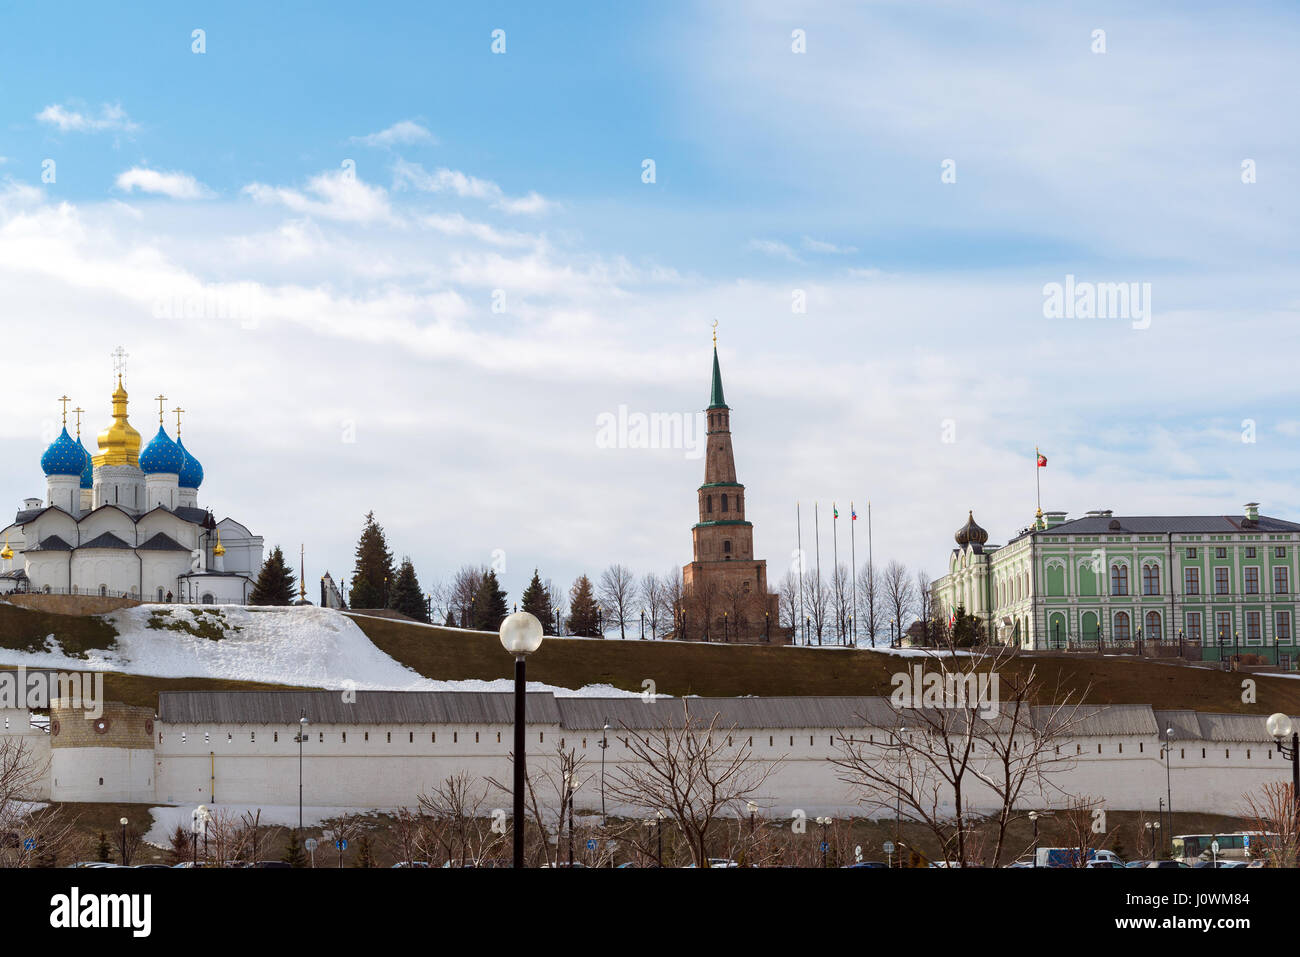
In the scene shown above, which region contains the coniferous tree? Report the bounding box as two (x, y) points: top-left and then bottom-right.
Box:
(95, 831), (112, 863)
(443, 609), (456, 628)
(468, 570), (509, 632)
(348, 511), (395, 609)
(282, 830), (308, 868)
(167, 825), (191, 865)
(250, 545), (297, 605)
(389, 558), (429, 622)
(520, 569), (555, 633)
(567, 575), (602, 637)
(354, 834), (375, 868)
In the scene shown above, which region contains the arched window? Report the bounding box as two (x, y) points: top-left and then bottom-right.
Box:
(723, 540), (732, 555)
(1114, 611), (1131, 642)
(157, 587), (164, 602)
(1110, 564), (1128, 596)
(721, 494), (729, 512)
(1145, 611), (1162, 641)
(98, 584), (107, 597)
(202, 593), (215, 605)
(1142, 564), (1160, 595)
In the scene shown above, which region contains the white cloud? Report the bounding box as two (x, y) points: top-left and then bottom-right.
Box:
(351, 120), (435, 148)
(243, 168), (393, 223)
(115, 167), (213, 200)
(393, 160), (555, 215)
(746, 238), (801, 262)
(36, 102), (138, 134)
(802, 235), (857, 255)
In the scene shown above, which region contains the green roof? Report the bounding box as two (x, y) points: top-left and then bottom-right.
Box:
(708, 346), (727, 409)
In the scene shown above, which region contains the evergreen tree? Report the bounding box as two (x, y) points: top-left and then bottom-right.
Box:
(388, 557), (429, 622)
(354, 834), (375, 868)
(282, 830), (308, 868)
(348, 511), (396, 609)
(520, 569), (555, 633)
(443, 609), (456, 628)
(468, 570), (509, 632)
(567, 575), (602, 637)
(949, 604), (984, 648)
(166, 825), (191, 865)
(95, 831), (112, 863)
(250, 545), (297, 605)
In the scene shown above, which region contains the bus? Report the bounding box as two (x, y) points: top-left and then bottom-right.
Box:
(1170, 831), (1276, 864)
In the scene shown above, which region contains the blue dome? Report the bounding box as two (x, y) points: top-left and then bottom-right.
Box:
(79, 440), (93, 490)
(41, 428), (85, 477)
(140, 426), (186, 475)
(177, 437), (204, 489)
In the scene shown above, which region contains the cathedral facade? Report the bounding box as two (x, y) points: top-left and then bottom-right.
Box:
(677, 341), (784, 642)
(0, 362), (263, 604)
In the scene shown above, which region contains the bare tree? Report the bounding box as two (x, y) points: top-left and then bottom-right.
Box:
(449, 565), (486, 628)
(803, 573), (831, 645)
(856, 561), (883, 647)
(597, 564), (635, 639)
(1240, 781), (1300, 867)
(660, 566), (683, 638)
(882, 560), (914, 645)
(385, 807), (426, 867)
(915, 569), (933, 645)
(544, 578), (566, 635)
(605, 703), (778, 866)
(419, 771), (495, 867)
(639, 573), (664, 640)
(488, 746), (590, 867)
(832, 562), (853, 645)
(778, 571), (800, 634)
(0, 738), (81, 867)
(321, 813), (362, 868)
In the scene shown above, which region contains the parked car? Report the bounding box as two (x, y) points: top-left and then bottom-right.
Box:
(133, 864), (171, 869)
(1194, 859), (1245, 868)
(1085, 860), (1127, 869)
(1145, 860), (1190, 868)
(842, 861), (888, 868)
(1036, 847), (1124, 868)
(1125, 860), (1152, 868)
(70, 862), (119, 868)
(249, 860), (292, 868)
(393, 861), (432, 868)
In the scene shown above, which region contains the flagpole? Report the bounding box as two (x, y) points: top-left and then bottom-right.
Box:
(850, 501), (857, 648)
(868, 501), (874, 648)
(815, 501), (822, 646)
(796, 502), (805, 646)
(1035, 444), (1042, 519)
(832, 503), (840, 645)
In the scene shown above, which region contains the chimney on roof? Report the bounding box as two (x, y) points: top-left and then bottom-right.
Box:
(1044, 510), (1067, 528)
(1244, 502), (1260, 522)
(1085, 509), (1113, 519)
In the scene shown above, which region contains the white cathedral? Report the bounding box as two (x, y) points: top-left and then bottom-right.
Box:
(0, 363), (264, 604)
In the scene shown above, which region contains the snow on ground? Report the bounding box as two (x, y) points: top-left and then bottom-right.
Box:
(0, 604), (642, 698)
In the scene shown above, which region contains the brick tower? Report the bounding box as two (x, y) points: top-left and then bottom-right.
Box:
(678, 335), (783, 642)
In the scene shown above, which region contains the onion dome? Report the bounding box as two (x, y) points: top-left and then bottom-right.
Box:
(41, 427), (85, 476)
(1, 534), (12, 561)
(177, 437), (204, 489)
(954, 510), (989, 548)
(78, 441), (93, 489)
(213, 530), (225, 557)
(140, 426), (185, 475)
(94, 377), (142, 467)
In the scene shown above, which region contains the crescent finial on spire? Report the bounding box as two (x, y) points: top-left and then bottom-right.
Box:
(712, 319), (718, 348)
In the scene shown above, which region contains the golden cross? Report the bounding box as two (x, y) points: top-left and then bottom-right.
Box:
(174, 406), (185, 435)
(73, 407), (84, 438)
(155, 394), (167, 425)
(111, 346), (128, 382)
(57, 395), (70, 426)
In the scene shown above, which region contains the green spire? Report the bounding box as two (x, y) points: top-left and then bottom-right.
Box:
(708, 345), (727, 409)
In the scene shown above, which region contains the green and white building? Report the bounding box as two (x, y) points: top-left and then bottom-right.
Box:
(932, 503), (1300, 666)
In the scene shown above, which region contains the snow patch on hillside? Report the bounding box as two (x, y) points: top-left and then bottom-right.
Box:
(0, 604), (640, 697)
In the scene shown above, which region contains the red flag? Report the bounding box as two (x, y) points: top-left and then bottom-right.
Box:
(1037, 453), (1047, 468)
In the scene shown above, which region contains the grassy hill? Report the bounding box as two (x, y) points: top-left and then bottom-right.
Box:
(0, 601), (118, 657)
(351, 613), (1300, 713)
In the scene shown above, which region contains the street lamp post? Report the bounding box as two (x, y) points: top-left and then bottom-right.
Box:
(656, 810), (665, 867)
(1145, 820), (1161, 859)
(1029, 811), (1039, 867)
(1161, 726), (1174, 853)
(600, 720), (610, 828)
(500, 611), (545, 868)
(1267, 713), (1300, 815)
(816, 816), (830, 867)
(640, 608), (645, 640)
(295, 710), (309, 833)
(119, 816), (129, 866)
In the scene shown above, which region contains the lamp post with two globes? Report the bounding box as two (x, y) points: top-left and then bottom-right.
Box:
(1267, 712), (1300, 814)
(500, 611), (544, 868)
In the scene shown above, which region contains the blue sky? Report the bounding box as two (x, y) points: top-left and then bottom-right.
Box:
(1, 0), (1298, 608)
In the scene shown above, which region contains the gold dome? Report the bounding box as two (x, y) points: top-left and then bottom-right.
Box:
(1, 534), (12, 561)
(93, 376), (142, 467)
(213, 531), (225, 557)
